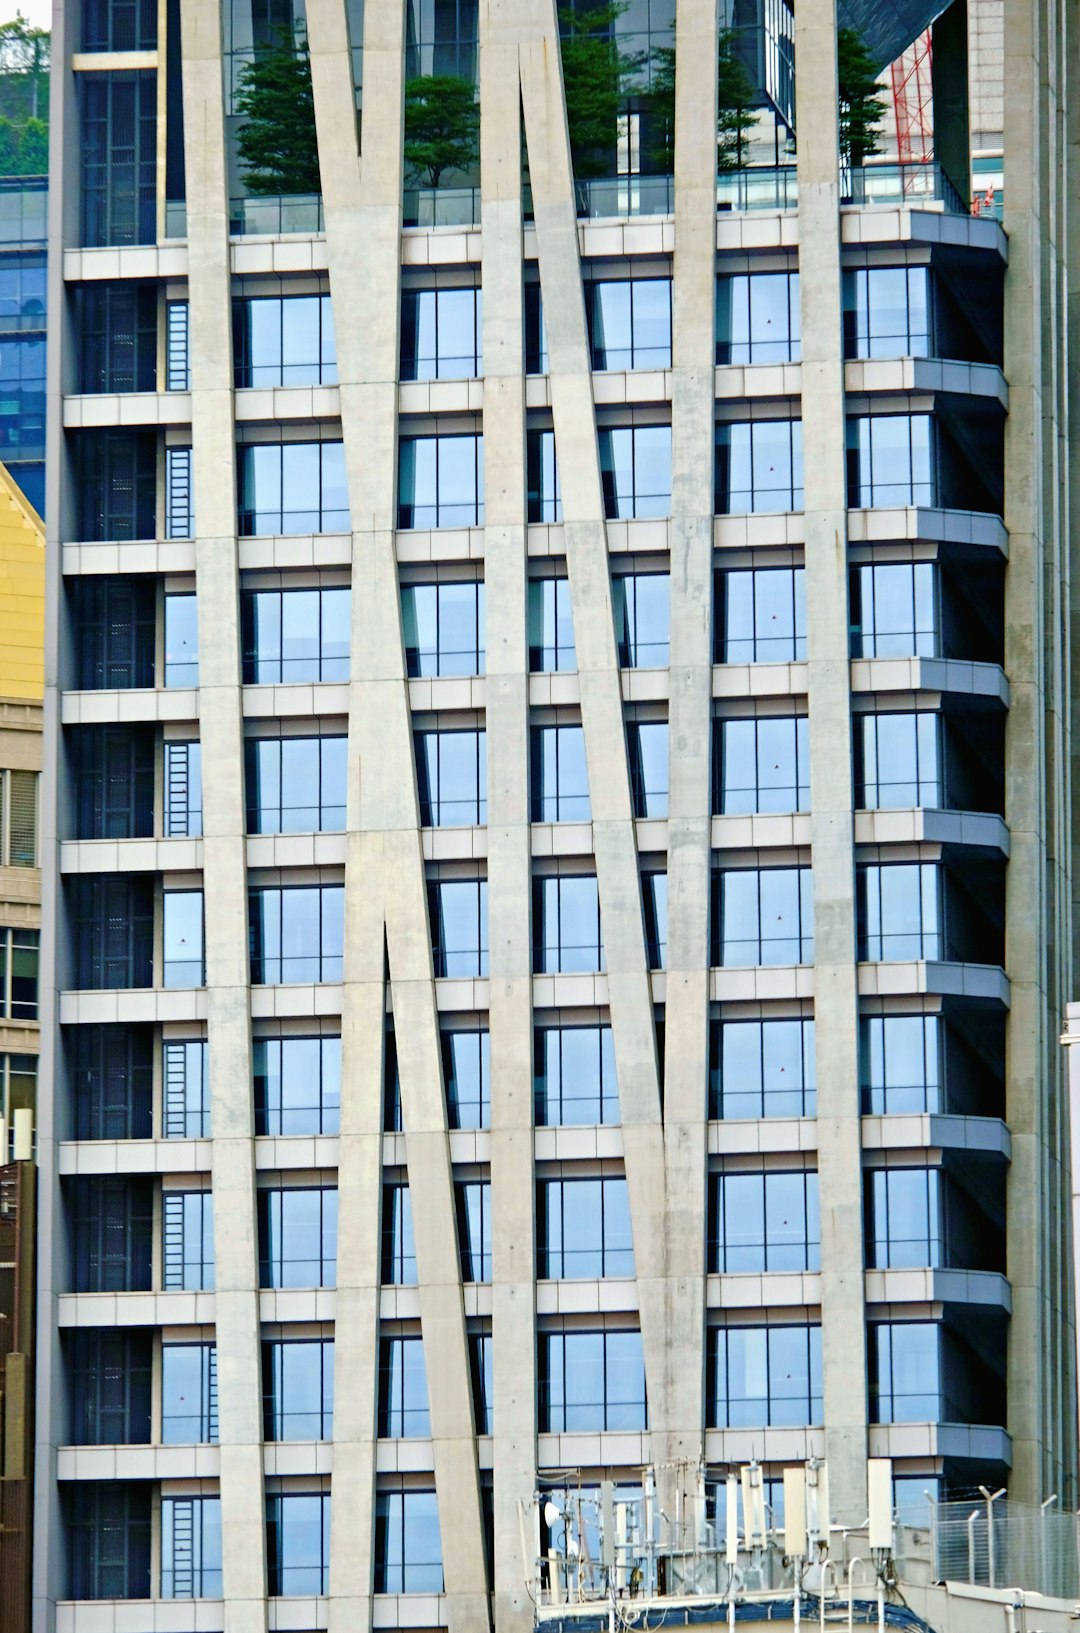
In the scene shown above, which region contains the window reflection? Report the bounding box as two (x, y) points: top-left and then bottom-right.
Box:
(716, 568), (806, 664)
(238, 441), (349, 535)
(716, 420), (804, 512)
(400, 286), (481, 379)
(233, 294), (337, 388)
(716, 271), (801, 364)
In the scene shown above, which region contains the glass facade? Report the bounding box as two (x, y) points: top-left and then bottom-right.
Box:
(48, 10), (1028, 1610)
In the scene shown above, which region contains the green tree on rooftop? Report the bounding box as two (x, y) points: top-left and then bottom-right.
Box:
(403, 75), (479, 189)
(838, 26), (887, 166)
(235, 31), (321, 196)
(646, 31), (757, 174)
(559, 2), (643, 180)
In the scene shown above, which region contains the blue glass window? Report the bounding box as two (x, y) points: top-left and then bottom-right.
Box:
(249, 885), (345, 984)
(456, 1180), (491, 1281)
(161, 1496), (221, 1598)
(534, 1024), (619, 1126)
(627, 720), (668, 817)
(374, 1490), (443, 1593)
(534, 875), (604, 973)
(400, 286), (481, 379)
(716, 420), (804, 512)
(850, 562), (937, 658)
(527, 428), (562, 522)
(163, 1039), (209, 1138)
(415, 729), (487, 825)
(161, 1344), (217, 1443)
(428, 878), (488, 976)
(529, 576), (575, 670)
(613, 573), (669, 667)
(843, 267), (930, 359)
(398, 433), (484, 528)
(246, 737), (347, 832)
(242, 586), (351, 684)
(713, 868), (814, 966)
(254, 1036), (341, 1135)
(715, 716), (809, 813)
(860, 1015), (940, 1115)
(716, 271), (800, 364)
(263, 1339), (335, 1441)
(709, 1324), (823, 1427)
(258, 1187), (338, 1288)
(402, 580), (485, 676)
(868, 1322), (939, 1422)
(267, 1492), (330, 1596)
(378, 1337), (431, 1436)
(531, 724), (589, 821)
(586, 279), (671, 370)
(857, 863), (940, 961)
(866, 1167), (942, 1268)
(857, 713), (940, 809)
(710, 1017), (816, 1119)
(710, 1171), (820, 1272)
(599, 426), (672, 518)
(442, 1029), (489, 1128)
(470, 1332), (493, 1432)
(538, 1178), (634, 1278)
(233, 294), (337, 387)
(716, 567), (806, 664)
(540, 1329), (647, 1431)
(164, 594), (199, 687)
(164, 741), (202, 838)
(846, 415), (933, 508)
(238, 442), (349, 535)
(643, 871), (667, 969)
(162, 1191), (214, 1291)
(382, 1184), (416, 1284)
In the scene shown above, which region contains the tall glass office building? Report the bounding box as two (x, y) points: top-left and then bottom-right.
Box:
(35, 0), (1077, 1630)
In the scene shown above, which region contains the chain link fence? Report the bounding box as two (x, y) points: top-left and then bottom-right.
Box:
(933, 1497), (1080, 1599)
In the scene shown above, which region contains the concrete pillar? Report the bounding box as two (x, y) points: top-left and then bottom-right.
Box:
(1001, 0), (1077, 1507)
(306, 4), (492, 1627)
(659, 0), (719, 1488)
(517, 0), (669, 1428)
(795, 0), (868, 1523)
(478, 5), (537, 1629)
(180, 6), (269, 1629)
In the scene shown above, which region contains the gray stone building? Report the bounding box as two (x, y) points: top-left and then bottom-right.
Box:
(31, 0), (1077, 1630)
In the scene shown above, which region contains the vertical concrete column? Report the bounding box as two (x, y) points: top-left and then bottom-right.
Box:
(659, 0), (720, 1486)
(794, 0), (867, 1522)
(1001, 0), (1076, 1505)
(478, 6), (536, 1628)
(34, 1), (77, 1621)
(517, 0), (669, 1414)
(306, 5), (491, 1628)
(179, 4), (268, 1628)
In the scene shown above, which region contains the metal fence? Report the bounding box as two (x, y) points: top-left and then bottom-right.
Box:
(933, 1496), (1080, 1599)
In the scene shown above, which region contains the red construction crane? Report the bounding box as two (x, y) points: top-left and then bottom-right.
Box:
(890, 28), (934, 164)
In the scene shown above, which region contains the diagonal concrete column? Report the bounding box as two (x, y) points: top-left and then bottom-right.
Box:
(179, 4), (268, 1628)
(794, 0), (867, 1523)
(306, 4), (491, 1628)
(517, 0), (669, 1423)
(659, 0), (720, 1492)
(477, 5), (537, 1630)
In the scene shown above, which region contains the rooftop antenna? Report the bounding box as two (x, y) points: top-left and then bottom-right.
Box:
(785, 1465), (808, 1633)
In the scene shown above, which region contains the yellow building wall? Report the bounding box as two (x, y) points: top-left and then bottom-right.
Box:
(0, 464), (44, 703)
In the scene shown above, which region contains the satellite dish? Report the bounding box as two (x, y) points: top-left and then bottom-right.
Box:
(544, 1501), (562, 1530)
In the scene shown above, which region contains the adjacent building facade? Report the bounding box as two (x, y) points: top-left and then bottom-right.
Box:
(33, 0), (1078, 1630)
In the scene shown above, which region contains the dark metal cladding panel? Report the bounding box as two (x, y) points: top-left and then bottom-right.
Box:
(836, 0), (952, 70)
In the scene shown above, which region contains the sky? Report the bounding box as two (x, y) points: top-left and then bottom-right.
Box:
(5, 2), (50, 27)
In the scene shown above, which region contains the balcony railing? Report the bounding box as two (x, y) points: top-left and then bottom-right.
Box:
(229, 193), (324, 236)
(404, 186), (480, 228)
(0, 176), (47, 247)
(840, 160), (967, 214)
(218, 158), (969, 243)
